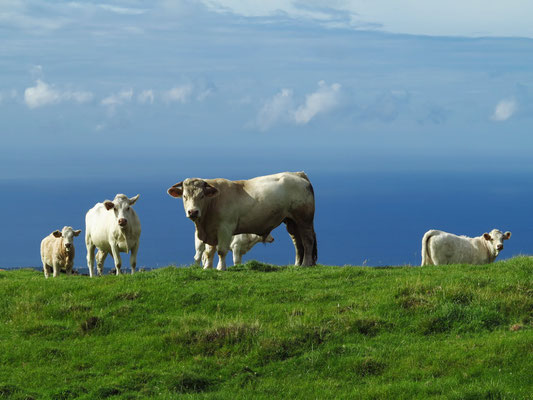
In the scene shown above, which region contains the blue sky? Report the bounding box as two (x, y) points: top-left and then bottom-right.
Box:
(1, 0), (533, 180)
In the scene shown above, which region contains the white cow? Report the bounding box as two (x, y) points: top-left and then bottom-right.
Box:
(168, 171), (317, 270)
(421, 229), (511, 266)
(85, 194), (141, 276)
(40, 226), (81, 278)
(194, 231), (275, 267)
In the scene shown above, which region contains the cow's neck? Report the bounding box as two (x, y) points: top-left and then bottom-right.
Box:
(480, 237), (496, 263)
(194, 198), (220, 246)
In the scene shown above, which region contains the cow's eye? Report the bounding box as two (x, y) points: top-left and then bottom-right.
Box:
(127, 207), (131, 211)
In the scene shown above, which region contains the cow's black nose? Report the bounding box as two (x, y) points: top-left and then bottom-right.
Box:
(118, 218), (127, 226)
(188, 210), (199, 218)
(65, 243), (71, 248)
(497, 244), (503, 250)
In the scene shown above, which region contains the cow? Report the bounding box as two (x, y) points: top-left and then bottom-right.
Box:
(40, 226), (81, 278)
(168, 171), (317, 270)
(421, 229), (511, 266)
(194, 231), (275, 267)
(85, 194), (141, 276)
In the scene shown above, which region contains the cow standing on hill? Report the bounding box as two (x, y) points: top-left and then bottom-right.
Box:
(421, 229), (511, 266)
(40, 226), (82, 278)
(195, 232), (275, 267)
(168, 171), (317, 270)
(85, 194), (141, 276)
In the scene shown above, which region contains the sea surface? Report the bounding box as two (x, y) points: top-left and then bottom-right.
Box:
(1, 171), (532, 271)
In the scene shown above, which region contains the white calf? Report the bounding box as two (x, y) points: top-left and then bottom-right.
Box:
(40, 226), (81, 278)
(421, 229), (511, 266)
(85, 194), (141, 276)
(194, 231), (275, 268)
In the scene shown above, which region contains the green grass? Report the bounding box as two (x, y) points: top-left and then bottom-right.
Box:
(0, 258), (532, 399)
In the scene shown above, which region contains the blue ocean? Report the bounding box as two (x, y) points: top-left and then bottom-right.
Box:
(1, 171), (532, 271)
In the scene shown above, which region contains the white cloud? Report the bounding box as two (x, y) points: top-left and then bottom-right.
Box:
(256, 81), (342, 130)
(138, 89), (155, 104)
(491, 98), (517, 121)
(24, 80), (93, 109)
(293, 81), (341, 124)
(163, 84), (194, 103)
(101, 88), (133, 107)
(256, 88), (294, 131)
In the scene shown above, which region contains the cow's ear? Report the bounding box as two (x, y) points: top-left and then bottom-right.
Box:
(73, 229), (82, 237)
(203, 181), (219, 198)
(104, 201), (115, 210)
(167, 182), (183, 198)
(52, 230), (62, 238)
(483, 233), (491, 240)
(504, 231), (511, 240)
(128, 194), (140, 205)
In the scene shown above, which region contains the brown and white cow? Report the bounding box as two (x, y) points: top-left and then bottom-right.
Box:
(40, 226), (82, 278)
(421, 229), (511, 266)
(168, 171), (317, 270)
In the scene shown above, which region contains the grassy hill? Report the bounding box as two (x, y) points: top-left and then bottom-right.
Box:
(0, 258), (532, 399)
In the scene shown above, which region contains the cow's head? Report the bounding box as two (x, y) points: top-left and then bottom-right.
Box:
(103, 194), (139, 229)
(52, 226), (81, 252)
(483, 229), (511, 256)
(167, 178), (218, 221)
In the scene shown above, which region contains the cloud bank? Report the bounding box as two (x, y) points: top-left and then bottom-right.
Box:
(24, 80), (93, 109)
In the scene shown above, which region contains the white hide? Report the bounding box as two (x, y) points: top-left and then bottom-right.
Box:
(168, 171), (317, 270)
(40, 226), (81, 278)
(421, 229), (511, 266)
(194, 231), (275, 267)
(85, 194), (141, 276)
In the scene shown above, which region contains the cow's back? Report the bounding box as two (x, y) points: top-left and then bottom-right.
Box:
(85, 203), (113, 249)
(40, 235), (56, 264)
(41, 234), (70, 267)
(227, 172), (314, 234)
(244, 171), (314, 211)
(428, 232), (481, 264)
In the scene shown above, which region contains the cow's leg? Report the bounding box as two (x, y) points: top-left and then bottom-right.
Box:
(111, 246), (122, 275)
(284, 218), (304, 266)
(203, 244), (216, 269)
(86, 240), (96, 278)
(129, 243), (139, 274)
(298, 224), (317, 266)
(43, 262), (51, 279)
(194, 233), (205, 265)
(216, 229), (233, 271)
(52, 261), (60, 278)
(96, 250), (107, 276)
(233, 251), (243, 265)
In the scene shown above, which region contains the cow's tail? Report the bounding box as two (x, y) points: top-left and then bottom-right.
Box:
(312, 230), (318, 265)
(421, 230), (438, 266)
